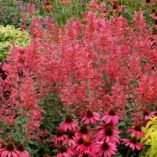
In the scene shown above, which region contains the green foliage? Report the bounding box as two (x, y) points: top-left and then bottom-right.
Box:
(140, 116), (157, 157)
(1, 0), (157, 27)
(35, 94), (65, 156)
(28, 0), (157, 28)
(0, 0), (21, 26)
(35, 0), (90, 26)
(0, 25), (30, 61)
(39, 93), (65, 133)
(118, 0), (157, 26)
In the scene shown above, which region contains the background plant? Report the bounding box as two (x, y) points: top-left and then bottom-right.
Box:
(0, 25), (30, 62)
(1, 0), (157, 28)
(140, 116), (157, 157)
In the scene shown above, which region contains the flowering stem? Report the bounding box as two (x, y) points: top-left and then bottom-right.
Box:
(126, 148), (132, 157)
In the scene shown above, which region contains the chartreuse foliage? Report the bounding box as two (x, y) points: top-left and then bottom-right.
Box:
(0, 25), (30, 61)
(140, 116), (157, 157)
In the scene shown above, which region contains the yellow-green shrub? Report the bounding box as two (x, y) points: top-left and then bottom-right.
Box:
(0, 25), (30, 61)
(140, 116), (157, 157)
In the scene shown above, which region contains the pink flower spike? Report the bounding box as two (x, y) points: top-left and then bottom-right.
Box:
(60, 114), (78, 131)
(102, 109), (119, 125)
(122, 137), (142, 151)
(82, 110), (100, 124)
(96, 141), (117, 157)
(0, 143), (19, 157)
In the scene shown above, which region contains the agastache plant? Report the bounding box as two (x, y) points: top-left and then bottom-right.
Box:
(0, 7), (157, 155)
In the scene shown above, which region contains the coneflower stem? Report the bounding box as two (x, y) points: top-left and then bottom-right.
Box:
(126, 148), (132, 157)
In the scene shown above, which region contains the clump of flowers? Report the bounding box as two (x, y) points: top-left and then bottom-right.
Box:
(53, 109), (150, 156)
(53, 110), (121, 156)
(0, 143), (30, 157)
(0, 5), (157, 156)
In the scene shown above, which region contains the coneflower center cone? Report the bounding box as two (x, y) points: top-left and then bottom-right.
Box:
(130, 137), (137, 144)
(102, 142), (109, 150)
(78, 138), (84, 145)
(109, 109), (116, 116)
(80, 125), (88, 134)
(105, 126), (113, 136)
(17, 144), (24, 151)
(134, 124), (141, 131)
(65, 114), (73, 123)
(56, 128), (64, 137)
(6, 143), (14, 151)
(87, 110), (93, 118)
(84, 139), (91, 146)
(143, 110), (149, 116)
(67, 130), (75, 138)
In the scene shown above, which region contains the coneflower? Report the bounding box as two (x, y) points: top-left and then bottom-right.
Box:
(82, 110), (100, 124)
(60, 114), (78, 131)
(0, 143), (19, 157)
(56, 145), (73, 157)
(102, 109), (119, 124)
(17, 144), (30, 157)
(122, 137), (142, 150)
(96, 141), (117, 157)
(127, 124), (145, 137)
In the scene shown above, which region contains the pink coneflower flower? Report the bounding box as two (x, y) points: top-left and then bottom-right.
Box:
(66, 130), (76, 146)
(127, 124), (145, 137)
(60, 114), (78, 131)
(96, 141), (117, 157)
(112, 2), (124, 13)
(56, 145), (73, 157)
(53, 128), (67, 145)
(122, 137), (142, 151)
(143, 109), (154, 121)
(102, 109), (119, 125)
(150, 109), (157, 116)
(82, 110), (100, 124)
(75, 125), (90, 140)
(17, 144), (30, 157)
(79, 138), (97, 154)
(0, 143), (19, 157)
(73, 137), (85, 152)
(96, 124), (120, 143)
